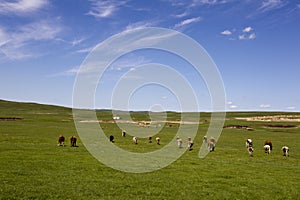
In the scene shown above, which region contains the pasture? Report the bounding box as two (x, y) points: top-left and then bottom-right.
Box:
(0, 99), (300, 199)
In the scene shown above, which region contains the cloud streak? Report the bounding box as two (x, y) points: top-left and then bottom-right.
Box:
(174, 17), (202, 28)
(258, 0), (285, 12)
(87, 0), (128, 18)
(1, 20), (62, 60)
(0, 0), (48, 15)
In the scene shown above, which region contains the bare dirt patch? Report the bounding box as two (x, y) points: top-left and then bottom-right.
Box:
(236, 115), (300, 122)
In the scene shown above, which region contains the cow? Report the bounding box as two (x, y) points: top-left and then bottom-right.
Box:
(57, 135), (65, 146)
(122, 130), (126, 137)
(264, 140), (273, 150)
(203, 136), (208, 143)
(109, 135), (114, 143)
(264, 144), (271, 154)
(282, 146), (289, 157)
(70, 136), (77, 147)
(176, 136), (183, 148)
(246, 139), (253, 148)
(133, 136), (138, 144)
(208, 141), (215, 152)
(247, 147), (254, 156)
(207, 137), (216, 152)
(156, 137), (160, 145)
(148, 136), (152, 143)
(187, 137), (194, 151)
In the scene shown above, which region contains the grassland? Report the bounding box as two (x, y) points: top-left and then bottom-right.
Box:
(0, 99), (300, 199)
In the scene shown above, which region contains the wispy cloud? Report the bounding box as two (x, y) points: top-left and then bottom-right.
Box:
(125, 21), (157, 32)
(1, 20), (62, 60)
(0, 0), (48, 15)
(173, 11), (189, 18)
(258, 0), (285, 12)
(260, 104), (271, 108)
(174, 17), (202, 28)
(190, 0), (231, 7)
(286, 106), (296, 110)
(75, 46), (94, 54)
(87, 0), (127, 18)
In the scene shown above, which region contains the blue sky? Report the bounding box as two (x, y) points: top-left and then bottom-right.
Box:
(0, 0), (300, 111)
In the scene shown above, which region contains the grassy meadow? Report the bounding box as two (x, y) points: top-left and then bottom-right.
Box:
(0, 99), (300, 199)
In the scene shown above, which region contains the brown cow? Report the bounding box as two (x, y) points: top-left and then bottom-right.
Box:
(264, 140), (272, 150)
(57, 135), (65, 146)
(70, 136), (77, 147)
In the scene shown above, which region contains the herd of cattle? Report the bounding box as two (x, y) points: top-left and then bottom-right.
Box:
(57, 132), (290, 157)
(245, 138), (289, 157)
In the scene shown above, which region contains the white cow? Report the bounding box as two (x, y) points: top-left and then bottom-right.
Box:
(156, 137), (160, 145)
(245, 139), (253, 148)
(176, 136), (183, 148)
(208, 141), (215, 152)
(247, 147), (254, 156)
(282, 146), (289, 157)
(264, 144), (271, 154)
(132, 136), (138, 144)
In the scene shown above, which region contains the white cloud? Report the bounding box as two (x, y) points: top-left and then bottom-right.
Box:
(174, 17), (202, 28)
(260, 104), (271, 108)
(259, 0), (285, 12)
(286, 106), (296, 110)
(243, 26), (253, 33)
(238, 34), (246, 40)
(227, 101), (233, 105)
(87, 0), (127, 18)
(230, 105), (238, 109)
(249, 33), (256, 40)
(221, 30), (232, 35)
(161, 96), (168, 100)
(0, 0), (48, 15)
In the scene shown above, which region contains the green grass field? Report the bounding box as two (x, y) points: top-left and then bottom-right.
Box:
(1, 99), (299, 199)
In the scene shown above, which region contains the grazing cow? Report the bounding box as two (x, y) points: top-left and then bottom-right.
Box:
(57, 135), (65, 146)
(207, 137), (216, 152)
(122, 130), (126, 137)
(207, 141), (215, 152)
(247, 147), (254, 156)
(148, 136), (152, 143)
(264, 144), (271, 154)
(282, 146), (289, 157)
(264, 140), (273, 150)
(246, 139), (253, 148)
(176, 136), (183, 148)
(70, 136), (77, 147)
(187, 137), (194, 151)
(109, 135), (114, 143)
(156, 137), (160, 145)
(203, 136), (208, 143)
(132, 136), (138, 144)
